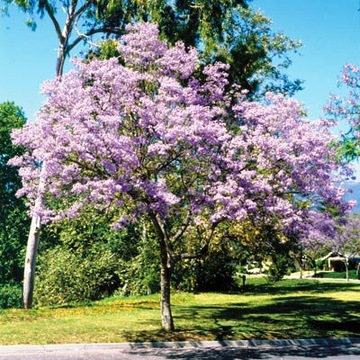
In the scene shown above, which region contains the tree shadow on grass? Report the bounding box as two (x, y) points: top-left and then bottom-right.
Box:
(177, 295), (360, 341)
(121, 294), (360, 344)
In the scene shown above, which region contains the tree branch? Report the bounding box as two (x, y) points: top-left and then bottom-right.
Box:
(43, 0), (63, 42)
(173, 209), (192, 242)
(177, 221), (220, 261)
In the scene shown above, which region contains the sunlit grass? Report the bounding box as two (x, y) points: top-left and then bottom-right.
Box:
(0, 278), (359, 345)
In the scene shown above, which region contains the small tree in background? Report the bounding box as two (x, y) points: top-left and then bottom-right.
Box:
(295, 212), (338, 275)
(325, 63), (360, 161)
(333, 215), (360, 280)
(11, 23), (351, 330)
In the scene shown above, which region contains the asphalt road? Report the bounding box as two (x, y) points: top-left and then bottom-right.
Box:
(0, 339), (359, 360)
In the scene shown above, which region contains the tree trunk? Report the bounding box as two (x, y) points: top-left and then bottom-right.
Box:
(22, 173), (46, 308)
(312, 260), (317, 276)
(56, 44), (66, 77)
(345, 258), (349, 282)
(149, 212), (175, 331)
(22, 214), (41, 308)
(160, 250), (174, 332)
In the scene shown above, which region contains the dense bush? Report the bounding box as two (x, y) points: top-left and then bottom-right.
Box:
(34, 244), (121, 306)
(0, 283), (22, 309)
(173, 243), (238, 293)
(116, 238), (160, 296)
(0, 102), (29, 287)
(266, 254), (292, 283)
(197, 250), (238, 292)
(115, 258), (160, 296)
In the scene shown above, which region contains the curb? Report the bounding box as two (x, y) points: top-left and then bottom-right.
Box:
(0, 337), (359, 354)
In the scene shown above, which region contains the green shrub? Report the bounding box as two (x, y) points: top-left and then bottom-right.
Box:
(173, 247), (237, 293)
(115, 237), (160, 296)
(115, 257), (160, 296)
(0, 283), (22, 309)
(315, 259), (323, 270)
(267, 254), (292, 283)
(197, 250), (237, 292)
(34, 244), (121, 306)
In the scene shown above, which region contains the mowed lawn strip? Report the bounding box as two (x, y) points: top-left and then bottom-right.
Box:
(0, 279), (359, 345)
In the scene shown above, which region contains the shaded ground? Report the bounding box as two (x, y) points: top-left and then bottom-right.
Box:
(122, 282), (360, 342)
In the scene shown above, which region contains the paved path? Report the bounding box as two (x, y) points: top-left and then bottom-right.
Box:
(0, 338), (359, 360)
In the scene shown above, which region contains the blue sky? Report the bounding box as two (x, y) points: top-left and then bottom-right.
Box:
(0, 1), (359, 122)
(252, 0), (360, 121)
(0, 8), (59, 119)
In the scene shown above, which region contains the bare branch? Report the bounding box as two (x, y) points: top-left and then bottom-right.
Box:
(66, 25), (123, 55)
(173, 209), (192, 242)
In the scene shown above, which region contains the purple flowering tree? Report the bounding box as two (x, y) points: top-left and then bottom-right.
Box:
(297, 212), (337, 276)
(333, 215), (360, 280)
(11, 23), (351, 331)
(325, 64), (360, 160)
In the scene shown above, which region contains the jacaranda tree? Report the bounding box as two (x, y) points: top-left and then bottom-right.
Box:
(333, 214), (360, 280)
(3, 0), (303, 310)
(325, 63), (360, 160)
(296, 212), (338, 275)
(11, 23), (352, 331)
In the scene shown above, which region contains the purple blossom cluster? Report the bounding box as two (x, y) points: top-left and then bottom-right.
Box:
(325, 64), (360, 139)
(10, 23), (352, 237)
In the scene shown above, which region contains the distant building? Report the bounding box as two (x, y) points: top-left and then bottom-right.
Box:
(319, 252), (360, 272)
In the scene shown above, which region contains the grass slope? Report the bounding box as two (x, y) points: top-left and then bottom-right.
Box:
(0, 278), (359, 345)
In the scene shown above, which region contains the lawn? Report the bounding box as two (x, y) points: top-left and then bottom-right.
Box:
(314, 270), (359, 280)
(0, 278), (359, 345)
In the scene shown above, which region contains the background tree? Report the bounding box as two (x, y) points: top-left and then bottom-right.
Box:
(325, 63), (360, 161)
(0, 102), (28, 306)
(296, 212), (337, 276)
(333, 215), (360, 280)
(89, 0), (303, 96)
(11, 23), (351, 330)
(2, 0), (130, 75)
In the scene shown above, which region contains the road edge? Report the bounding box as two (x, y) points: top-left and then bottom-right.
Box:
(0, 337), (359, 353)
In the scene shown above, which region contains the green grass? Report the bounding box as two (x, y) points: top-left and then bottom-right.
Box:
(0, 278), (359, 345)
(314, 270), (359, 280)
